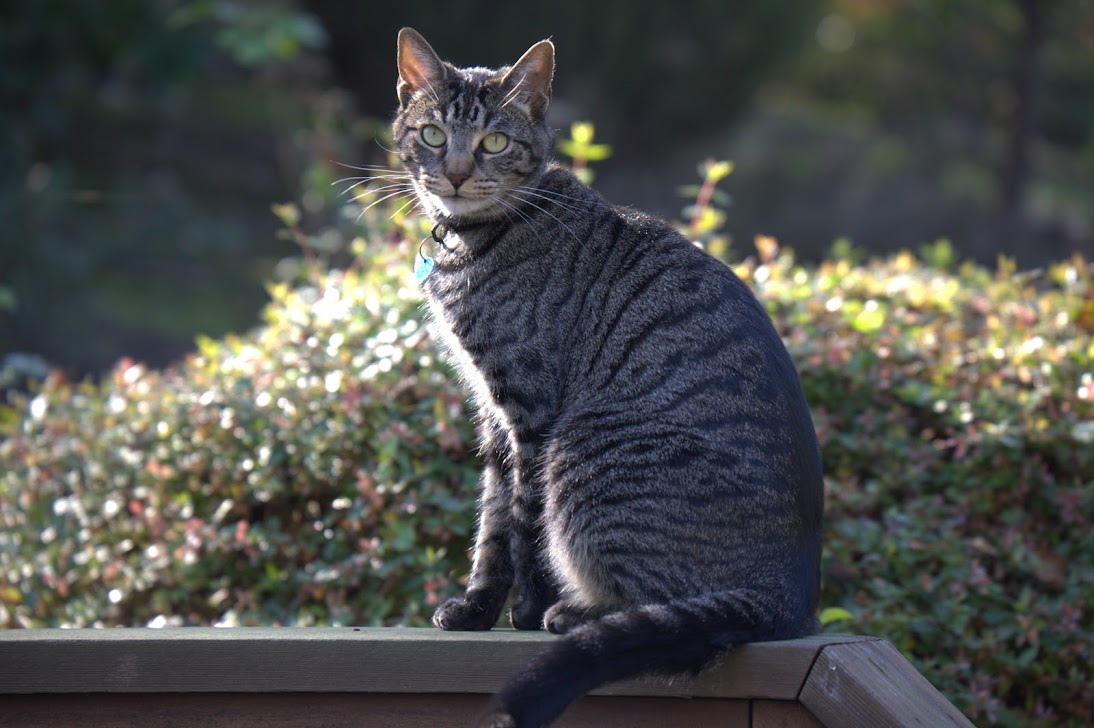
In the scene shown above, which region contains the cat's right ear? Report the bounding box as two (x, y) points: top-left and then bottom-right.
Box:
(500, 39), (554, 119)
(397, 28), (446, 108)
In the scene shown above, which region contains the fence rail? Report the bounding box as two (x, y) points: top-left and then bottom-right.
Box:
(0, 627), (972, 727)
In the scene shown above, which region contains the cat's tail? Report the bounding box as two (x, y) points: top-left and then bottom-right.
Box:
(478, 588), (812, 728)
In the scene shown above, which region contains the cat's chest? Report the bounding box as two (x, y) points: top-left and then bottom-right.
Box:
(423, 263), (554, 424)
(425, 291), (482, 375)
(423, 268), (506, 409)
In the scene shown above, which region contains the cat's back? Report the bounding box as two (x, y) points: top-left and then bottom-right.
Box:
(551, 182), (799, 409)
(540, 180), (822, 510)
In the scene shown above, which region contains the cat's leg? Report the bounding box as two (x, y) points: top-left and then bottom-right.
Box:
(508, 442), (560, 630)
(432, 423), (514, 630)
(508, 521), (558, 629)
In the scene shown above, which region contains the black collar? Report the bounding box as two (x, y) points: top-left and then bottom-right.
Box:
(431, 219), (493, 250)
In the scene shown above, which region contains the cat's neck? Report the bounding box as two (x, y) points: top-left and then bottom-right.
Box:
(426, 216), (505, 264)
(430, 217), (494, 240)
(426, 164), (588, 258)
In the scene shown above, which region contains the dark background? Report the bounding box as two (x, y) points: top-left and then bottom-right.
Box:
(2, 0), (1091, 378)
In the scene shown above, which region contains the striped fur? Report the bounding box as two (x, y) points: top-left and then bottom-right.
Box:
(393, 28), (824, 728)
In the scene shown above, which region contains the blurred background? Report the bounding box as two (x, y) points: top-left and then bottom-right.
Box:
(2, 0), (1092, 379)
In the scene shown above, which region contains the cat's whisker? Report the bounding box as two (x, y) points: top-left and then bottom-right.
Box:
(506, 190), (581, 243)
(499, 77), (525, 110)
(338, 174), (411, 194)
(343, 181), (412, 197)
(332, 170), (411, 181)
(341, 182), (413, 202)
(372, 140), (399, 155)
(500, 196), (555, 235)
(496, 193), (539, 226)
(496, 203), (518, 228)
(514, 185), (598, 208)
(333, 161), (406, 174)
(340, 182), (395, 199)
(388, 197), (417, 220)
(361, 184), (413, 204)
(510, 195), (583, 219)
(333, 176), (411, 195)
(355, 188), (414, 223)
(510, 186), (589, 217)
(420, 81), (441, 106)
(332, 175), (399, 187)
(493, 196), (536, 229)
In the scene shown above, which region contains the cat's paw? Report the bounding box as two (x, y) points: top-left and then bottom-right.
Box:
(508, 595), (549, 631)
(543, 601), (599, 634)
(432, 596), (499, 631)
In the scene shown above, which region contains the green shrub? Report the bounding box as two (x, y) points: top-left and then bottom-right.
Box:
(742, 243), (1093, 726)
(2, 215), (1092, 725)
(0, 231), (478, 629)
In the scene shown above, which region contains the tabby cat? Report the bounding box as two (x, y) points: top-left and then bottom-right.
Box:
(390, 27), (824, 728)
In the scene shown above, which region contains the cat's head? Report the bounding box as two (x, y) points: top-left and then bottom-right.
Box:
(393, 28), (554, 226)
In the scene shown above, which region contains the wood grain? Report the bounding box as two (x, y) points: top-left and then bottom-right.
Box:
(0, 693), (749, 728)
(752, 700), (826, 728)
(0, 628), (975, 727)
(799, 640), (974, 728)
(0, 628), (871, 700)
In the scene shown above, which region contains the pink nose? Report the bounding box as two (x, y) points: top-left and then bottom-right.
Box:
(447, 173), (469, 188)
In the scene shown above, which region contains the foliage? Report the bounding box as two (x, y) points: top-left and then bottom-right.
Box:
(307, 1), (824, 144)
(0, 230), (477, 629)
(678, 158), (735, 258)
(556, 122), (612, 185)
(2, 163), (1093, 727)
(0, 286), (14, 314)
(781, 0), (1094, 261)
(170, 1), (327, 68)
(0, 0), (207, 163)
(0, 0), (329, 376)
(734, 239), (1093, 727)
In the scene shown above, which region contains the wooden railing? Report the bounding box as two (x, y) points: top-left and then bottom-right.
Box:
(0, 628), (973, 727)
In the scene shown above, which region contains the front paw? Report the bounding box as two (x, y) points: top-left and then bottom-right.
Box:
(509, 595), (549, 631)
(432, 596), (500, 631)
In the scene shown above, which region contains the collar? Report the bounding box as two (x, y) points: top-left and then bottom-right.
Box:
(418, 218), (498, 284)
(430, 218), (493, 249)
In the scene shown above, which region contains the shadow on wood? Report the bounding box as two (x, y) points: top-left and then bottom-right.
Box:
(0, 628), (972, 727)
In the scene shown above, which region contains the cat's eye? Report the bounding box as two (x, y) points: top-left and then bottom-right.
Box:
(481, 132), (509, 154)
(421, 125), (447, 147)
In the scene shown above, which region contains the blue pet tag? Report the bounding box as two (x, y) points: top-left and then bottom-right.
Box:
(415, 252), (435, 283)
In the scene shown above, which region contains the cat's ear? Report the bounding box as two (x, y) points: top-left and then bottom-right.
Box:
(397, 28), (446, 107)
(500, 39), (554, 119)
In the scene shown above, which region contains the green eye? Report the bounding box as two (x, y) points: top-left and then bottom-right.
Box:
(481, 132), (509, 153)
(421, 125), (446, 147)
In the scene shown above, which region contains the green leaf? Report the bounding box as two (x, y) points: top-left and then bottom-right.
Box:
(0, 285), (16, 313)
(570, 122), (595, 144)
(851, 302), (885, 333)
(703, 160), (734, 183)
(819, 607), (855, 626)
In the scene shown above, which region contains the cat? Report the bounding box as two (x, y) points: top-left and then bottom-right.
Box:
(391, 27), (824, 728)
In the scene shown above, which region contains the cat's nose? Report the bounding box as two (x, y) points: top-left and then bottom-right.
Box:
(447, 173), (469, 189)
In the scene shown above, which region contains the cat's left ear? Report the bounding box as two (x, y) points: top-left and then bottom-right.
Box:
(500, 39), (554, 119)
(397, 28), (446, 108)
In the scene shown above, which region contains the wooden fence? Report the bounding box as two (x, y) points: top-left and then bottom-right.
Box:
(0, 628), (973, 727)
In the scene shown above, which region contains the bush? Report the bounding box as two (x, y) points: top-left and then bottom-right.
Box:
(743, 242), (1093, 726)
(2, 216), (1092, 725)
(0, 230), (478, 629)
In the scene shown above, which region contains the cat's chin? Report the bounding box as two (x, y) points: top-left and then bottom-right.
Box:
(424, 192), (498, 223)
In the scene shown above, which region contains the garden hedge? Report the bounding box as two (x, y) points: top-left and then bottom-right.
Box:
(1, 220), (1091, 726)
